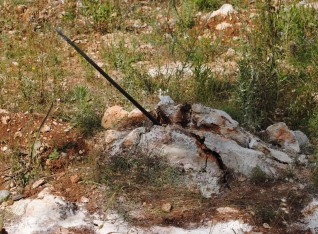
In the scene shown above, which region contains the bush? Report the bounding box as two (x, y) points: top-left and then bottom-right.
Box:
(193, 0), (222, 11)
(250, 166), (269, 185)
(71, 85), (101, 136)
(81, 0), (121, 33)
(237, 1), (318, 131)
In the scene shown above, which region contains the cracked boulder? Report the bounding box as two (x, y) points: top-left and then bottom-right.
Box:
(97, 98), (311, 198)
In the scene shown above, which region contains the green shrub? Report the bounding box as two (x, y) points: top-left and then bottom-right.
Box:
(250, 166), (269, 185)
(81, 0), (119, 33)
(71, 85), (101, 136)
(237, 1), (318, 131)
(193, 0), (222, 11)
(49, 148), (60, 160)
(309, 108), (318, 138)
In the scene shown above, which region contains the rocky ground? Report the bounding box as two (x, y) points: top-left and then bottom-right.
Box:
(0, 97), (318, 233)
(0, 0), (318, 233)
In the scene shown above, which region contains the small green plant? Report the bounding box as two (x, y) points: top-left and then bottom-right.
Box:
(95, 149), (182, 188)
(250, 166), (269, 185)
(237, 0), (318, 131)
(192, 0), (222, 11)
(81, 0), (120, 33)
(49, 148), (59, 160)
(71, 85), (101, 136)
(253, 204), (277, 224)
(309, 108), (318, 138)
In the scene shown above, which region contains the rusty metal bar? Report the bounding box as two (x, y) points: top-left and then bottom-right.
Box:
(56, 29), (161, 126)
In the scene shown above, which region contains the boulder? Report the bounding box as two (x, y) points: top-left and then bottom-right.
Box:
(98, 99), (303, 198)
(101, 106), (128, 129)
(266, 122), (300, 154)
(293, 130), (313, 154)
(0, 190), (10, 203)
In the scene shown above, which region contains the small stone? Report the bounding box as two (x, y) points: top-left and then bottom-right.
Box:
(41, 125), (51, 133)
(14, 131), (22, 139)
(45, 159), (51, 166)
(1, 116), (10, 124)
(64, 128), (70, 132)
(70, 174), (80, 184)
(216, 207), (239, 214)
(79, 150), (84, 155)
(161, 203), (172, 213)
(238, 176), (246, 182)
(15, 5), (27, 14)
(142, 202), (147, 206)
(12, 194), (24, 201)
(93, 220), (104, 227)
(1, 146), (8, 152)
(80, 196), (89, 203)
(263, 223), (271, 229)
(0, 190), (10, 202)
(9, 181), (15, 188)
(32, 178), (46, 189)
(101, 105), (129, 129)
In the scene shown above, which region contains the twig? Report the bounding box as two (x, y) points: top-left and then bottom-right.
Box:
(30, 102), (54, 162)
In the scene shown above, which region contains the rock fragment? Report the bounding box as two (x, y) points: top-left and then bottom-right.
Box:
(0, 190), (10, 202)
(266, 122), (300, 154)
(101, 105), (128, 129)
(70, 174), (81, 184)
(161, 203), (172, 213)
(1, 116), (10, 125)
(32, 179), (46, 189)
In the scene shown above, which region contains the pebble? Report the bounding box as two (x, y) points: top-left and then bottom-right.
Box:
(161, 203), (172, 213)
(64, 128), (70, 132)
(10, 181), (15, 188)
(12, 194), (24, 201)
(263, 223), (271, 229)
(1, 116), (10, 124)
(1, 146), (8, 152)
(70, 174), (81, 184)
(14, 131), (22, 138)
(216, 207), (239, 214)
(0, 190), (10, 202)
(32, 178), (46, 189)
(41, 125), (51, 133)
(80, 196), (89, 203)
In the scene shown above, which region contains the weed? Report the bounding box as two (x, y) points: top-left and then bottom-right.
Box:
(253, 204), (277, 224)
(96, 150), (182, 188)
(81, 0), (123, 33)
(49, 148), (59, 160)
(237, 0), (318, 131)
(71, 85), (101, 136)
(309, 108), (318, 138)
(192, 0), (222, 11)
(250, 166), (269, 185)
(63, 1), (77, 22)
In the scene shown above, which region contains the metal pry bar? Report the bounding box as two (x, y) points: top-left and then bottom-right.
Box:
(56, 29), (161, 126)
